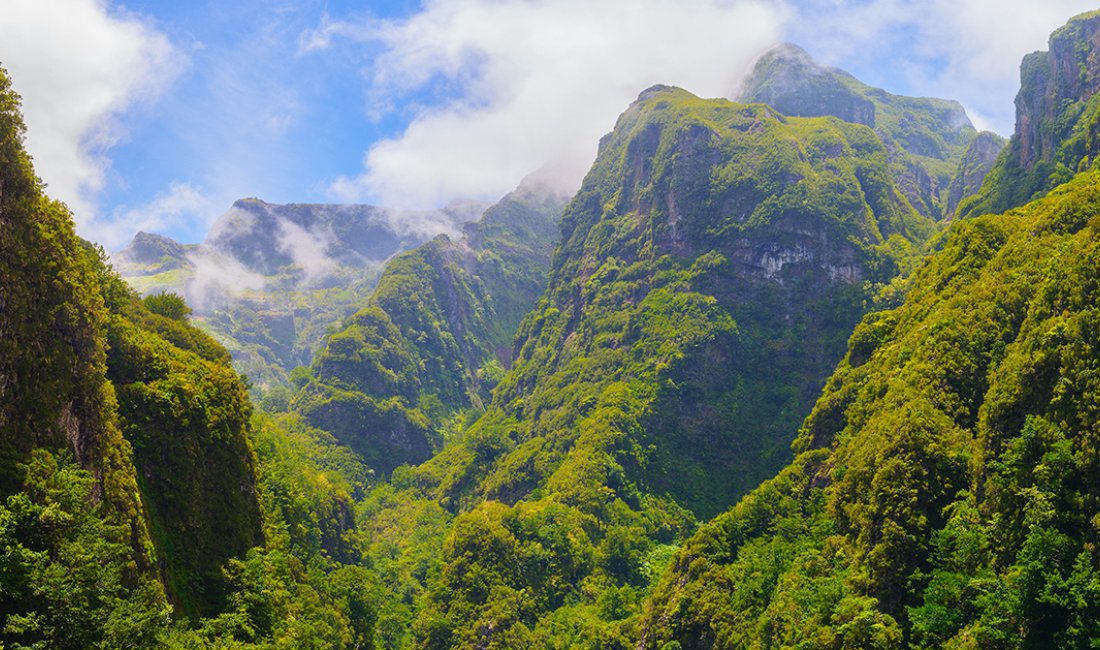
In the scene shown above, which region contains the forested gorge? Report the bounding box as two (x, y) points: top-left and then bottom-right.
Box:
(5, 9), (1100, 649)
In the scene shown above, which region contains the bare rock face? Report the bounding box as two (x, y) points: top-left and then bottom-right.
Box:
(1016, 11), (1100, 168)
(960, 11), (1100, 219)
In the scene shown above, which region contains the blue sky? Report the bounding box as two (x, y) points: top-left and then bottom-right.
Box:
(1, 0), (1097, 248)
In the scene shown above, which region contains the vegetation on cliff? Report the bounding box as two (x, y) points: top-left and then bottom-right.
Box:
(640, 163), (1100, 650)
(960, 10), (1100, 219)
(290, 180), (567, 474)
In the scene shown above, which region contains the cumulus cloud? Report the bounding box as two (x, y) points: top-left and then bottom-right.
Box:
(782, 0), (1100, 133)
(93, 181), (210, 250)
(0, 0), (181, 221)
(311, 0), (783, 209)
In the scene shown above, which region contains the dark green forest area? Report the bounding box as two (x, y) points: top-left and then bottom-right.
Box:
(5, 9), (1100, 650)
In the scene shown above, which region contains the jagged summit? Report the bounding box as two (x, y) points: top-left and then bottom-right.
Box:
(959, 10), (1100, 218)
(740, 42), (983, 220)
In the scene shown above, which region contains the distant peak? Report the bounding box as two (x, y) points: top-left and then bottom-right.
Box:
(758, 42), (816, 64)
(635, 84), (677, 103)
(231, 197), (270, 209)
(124, 230), (182, 249)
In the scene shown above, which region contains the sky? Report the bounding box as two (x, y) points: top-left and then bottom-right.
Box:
(0, 0), (1097, 249)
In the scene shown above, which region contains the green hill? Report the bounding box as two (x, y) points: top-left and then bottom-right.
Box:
(292, 178), (568, 474)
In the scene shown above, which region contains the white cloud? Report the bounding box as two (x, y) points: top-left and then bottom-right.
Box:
(782, 0), (1100, 134)
(275, 218), (336, 283)
(0, 0), (181, 221)
(184, 249), (267, 311)
(93, 181), (211, 250)
(312, 0), (783, 209)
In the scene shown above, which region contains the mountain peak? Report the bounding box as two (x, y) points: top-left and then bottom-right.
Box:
(113, 230), (191, 275)
(741, 42), (980, 220)
(958, 10), (1100, 218)
(739, 43), (875, 127)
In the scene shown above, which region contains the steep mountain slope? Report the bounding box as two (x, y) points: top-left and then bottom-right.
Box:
(100, 281), (263, 617)
(960, 10), (1100, 219)
(292, 179), (568, 474)
(740, 43), (989, 221)
(946, 130), (1008, 218)
(0, 64), (394, 647)
(0, 69), (170, 647)
(638, 16), (1100, 646)
(0, 65), (266, 641)
(640, 163), (1100, 650)
(396, 85), (936, 646)
(115, 199), (487, 391)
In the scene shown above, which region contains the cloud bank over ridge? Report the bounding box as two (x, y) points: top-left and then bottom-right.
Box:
(309, 0), (784, 210)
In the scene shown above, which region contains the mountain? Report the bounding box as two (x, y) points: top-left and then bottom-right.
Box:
(290, 177), (569, 474)
(739, 43), (992, 221)
(0, 64), (264, 638)
(960, 10), (1100, 218)
(638, 12), (1100, 648)
(639, 160), (1100, 650)
(13, 9), (1100, 648)
(385, 84), (941, 646)
(114, 231), (194, 275)
(946, 130), (1007, 218)
(0, 64), (402, 647)
(114, 199), (488, 391)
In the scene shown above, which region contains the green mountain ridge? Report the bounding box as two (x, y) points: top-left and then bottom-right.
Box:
(114, 198), (488, 392)
(289, 178), (568, 474)
(739, 42), (993, 221)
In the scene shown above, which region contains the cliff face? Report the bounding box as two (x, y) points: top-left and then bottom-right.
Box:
(0, 65), (263, 630)
(1016, 12), (1100, 168)
(0, 68), (152, 548)
(960, 10), (1100, 218)
(946, 131), (1007, 218)
(637, 14), (1100, 648)
(739, 43), (980, 221)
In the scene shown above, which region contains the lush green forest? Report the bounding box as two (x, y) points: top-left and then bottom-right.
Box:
(5, 9), (1100, 650)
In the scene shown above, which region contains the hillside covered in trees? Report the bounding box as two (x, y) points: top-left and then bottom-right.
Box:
(5, 8), (1100, 650)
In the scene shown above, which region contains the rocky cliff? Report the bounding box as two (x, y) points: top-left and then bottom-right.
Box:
(959, 10), (1100, 218)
